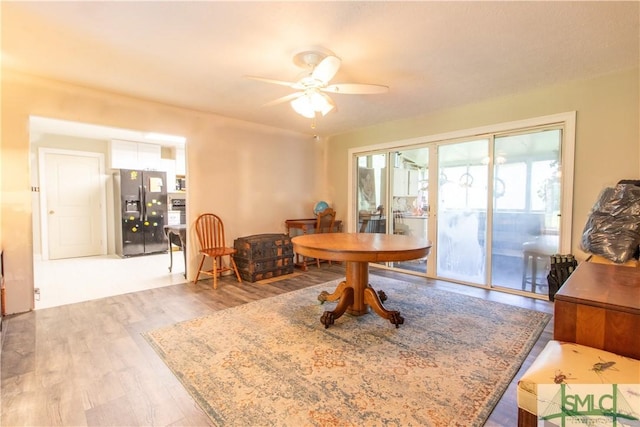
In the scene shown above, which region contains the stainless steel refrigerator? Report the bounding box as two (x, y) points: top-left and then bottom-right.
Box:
(114, 169), (168, 257)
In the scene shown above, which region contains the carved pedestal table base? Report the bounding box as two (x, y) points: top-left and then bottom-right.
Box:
(292, 233), (431, 328)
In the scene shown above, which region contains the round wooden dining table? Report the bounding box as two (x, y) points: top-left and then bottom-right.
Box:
(292, 233), (432, 328)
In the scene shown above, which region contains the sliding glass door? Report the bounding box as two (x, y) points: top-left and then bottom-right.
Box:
(437, 139), (488, 284)
(433, 130), (562, 295)
(351, 114), (573, 298)
(490, 129), (561, 295)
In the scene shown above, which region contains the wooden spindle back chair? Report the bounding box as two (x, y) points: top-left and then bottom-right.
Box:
(315, 208), (338, 267)
(193, 213), (242, 289)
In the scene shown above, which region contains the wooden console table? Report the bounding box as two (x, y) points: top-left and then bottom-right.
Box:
(553, 262), (640, 359)
(285, 218), (343, 270)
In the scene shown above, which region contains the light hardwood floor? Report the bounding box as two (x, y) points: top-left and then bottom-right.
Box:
(1, 264), (553, 426)
(33, 253), (187, 309)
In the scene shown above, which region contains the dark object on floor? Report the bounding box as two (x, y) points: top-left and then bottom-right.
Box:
(546, 254), (577, 301)
(234, 233), (294, 282)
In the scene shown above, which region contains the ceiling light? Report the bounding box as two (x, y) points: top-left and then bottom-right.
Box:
(144, 132), (186, 144)
(290, 89), (335, 119)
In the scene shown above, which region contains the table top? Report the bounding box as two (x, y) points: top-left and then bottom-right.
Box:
(555, 262), (640, 314)
(164, 224), (187, 239)
(292, 233), (431, 263)
(164, 224), (186, 231)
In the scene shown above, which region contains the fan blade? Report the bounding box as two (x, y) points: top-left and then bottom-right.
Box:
(312, 55), (341, 84)
(244, 75), (299, 88)
(262, 92), (304, 107)
(323, 83), (389, 94)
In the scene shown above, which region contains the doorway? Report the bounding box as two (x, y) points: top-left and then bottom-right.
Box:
(30, 116), (188, 309)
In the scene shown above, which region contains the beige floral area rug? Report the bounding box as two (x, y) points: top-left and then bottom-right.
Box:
(144, 276), (550, 426)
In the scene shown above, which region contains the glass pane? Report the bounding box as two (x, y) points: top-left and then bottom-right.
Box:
(391, 148), (429, 272)
(436, 139), (488, 284)
(491, 129), (561, 296)
(357, 153), (387, 234)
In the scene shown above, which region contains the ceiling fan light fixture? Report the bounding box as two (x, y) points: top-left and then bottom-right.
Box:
(290, 94), (315, 118)
(311, 91), (335, 116)
(249, 47), (387, 125)
(290, 90), (335, 118)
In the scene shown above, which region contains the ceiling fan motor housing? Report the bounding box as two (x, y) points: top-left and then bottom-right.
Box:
(292, 48), (334, 69)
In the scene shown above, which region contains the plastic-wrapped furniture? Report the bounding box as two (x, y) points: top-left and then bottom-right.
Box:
(581, 182), (640, 264)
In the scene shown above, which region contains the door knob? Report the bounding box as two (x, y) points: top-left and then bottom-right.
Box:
(49, 210), (55, 214)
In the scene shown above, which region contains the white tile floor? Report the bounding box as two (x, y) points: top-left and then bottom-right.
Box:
(33, 251), (187, 309)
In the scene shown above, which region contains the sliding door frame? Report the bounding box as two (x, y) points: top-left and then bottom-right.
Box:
(347, 111), (576, 285)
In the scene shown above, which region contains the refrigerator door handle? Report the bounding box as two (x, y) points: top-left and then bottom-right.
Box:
(138, 185), (144, 221)
(142, 185), (148, 221)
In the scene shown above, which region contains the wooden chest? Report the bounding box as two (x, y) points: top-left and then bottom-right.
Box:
(233, 234), (294, 282)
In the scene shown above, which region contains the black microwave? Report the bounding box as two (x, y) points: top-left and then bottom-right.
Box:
(176, 178), (186, 191)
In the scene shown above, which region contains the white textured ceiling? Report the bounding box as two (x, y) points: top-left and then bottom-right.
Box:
(2, 1), (639, 139)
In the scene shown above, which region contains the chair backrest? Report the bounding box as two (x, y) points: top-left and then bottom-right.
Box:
(316, 208), (337, 234)
(195, 213), (227, 250)
(393, 210), (407, 234)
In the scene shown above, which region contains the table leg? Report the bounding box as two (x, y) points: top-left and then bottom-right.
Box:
(318, 280), (347, 303)
(317, 261), (404, 328)
(346, 261), (368, 316)
(364, 287), (404, 328)
(181, 241), (187, 279)
(295, 252), (309, 271)
(320, 287), (353, 328)
(168, 232), (174, 273)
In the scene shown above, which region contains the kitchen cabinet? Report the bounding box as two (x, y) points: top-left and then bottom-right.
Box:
(393, 169), (409, 196)
(175, 147), (186, 175)
(162, 159), (177, 192)
(408, 170), (421, 195)
(137, 143), (162, 170)
(109, 140), (161, 170)
(394, 169), (421, 196)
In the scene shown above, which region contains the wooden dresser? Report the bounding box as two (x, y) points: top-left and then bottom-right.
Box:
(553, 261), (640, 359)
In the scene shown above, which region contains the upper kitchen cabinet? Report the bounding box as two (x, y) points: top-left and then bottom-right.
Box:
(393, 168), (409, 196)
(408, 170), (421, 195)
(393, 168), (422, 197)
(109, 140), (161, 170)
(175, 147), (186, 175)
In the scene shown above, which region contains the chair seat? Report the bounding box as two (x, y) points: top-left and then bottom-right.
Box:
(200, 247), (237, 257)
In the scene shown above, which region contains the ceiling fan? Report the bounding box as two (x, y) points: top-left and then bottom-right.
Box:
(245, 48), (389, 121)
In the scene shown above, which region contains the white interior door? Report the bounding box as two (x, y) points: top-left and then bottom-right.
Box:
(41, 150), (106, 260)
